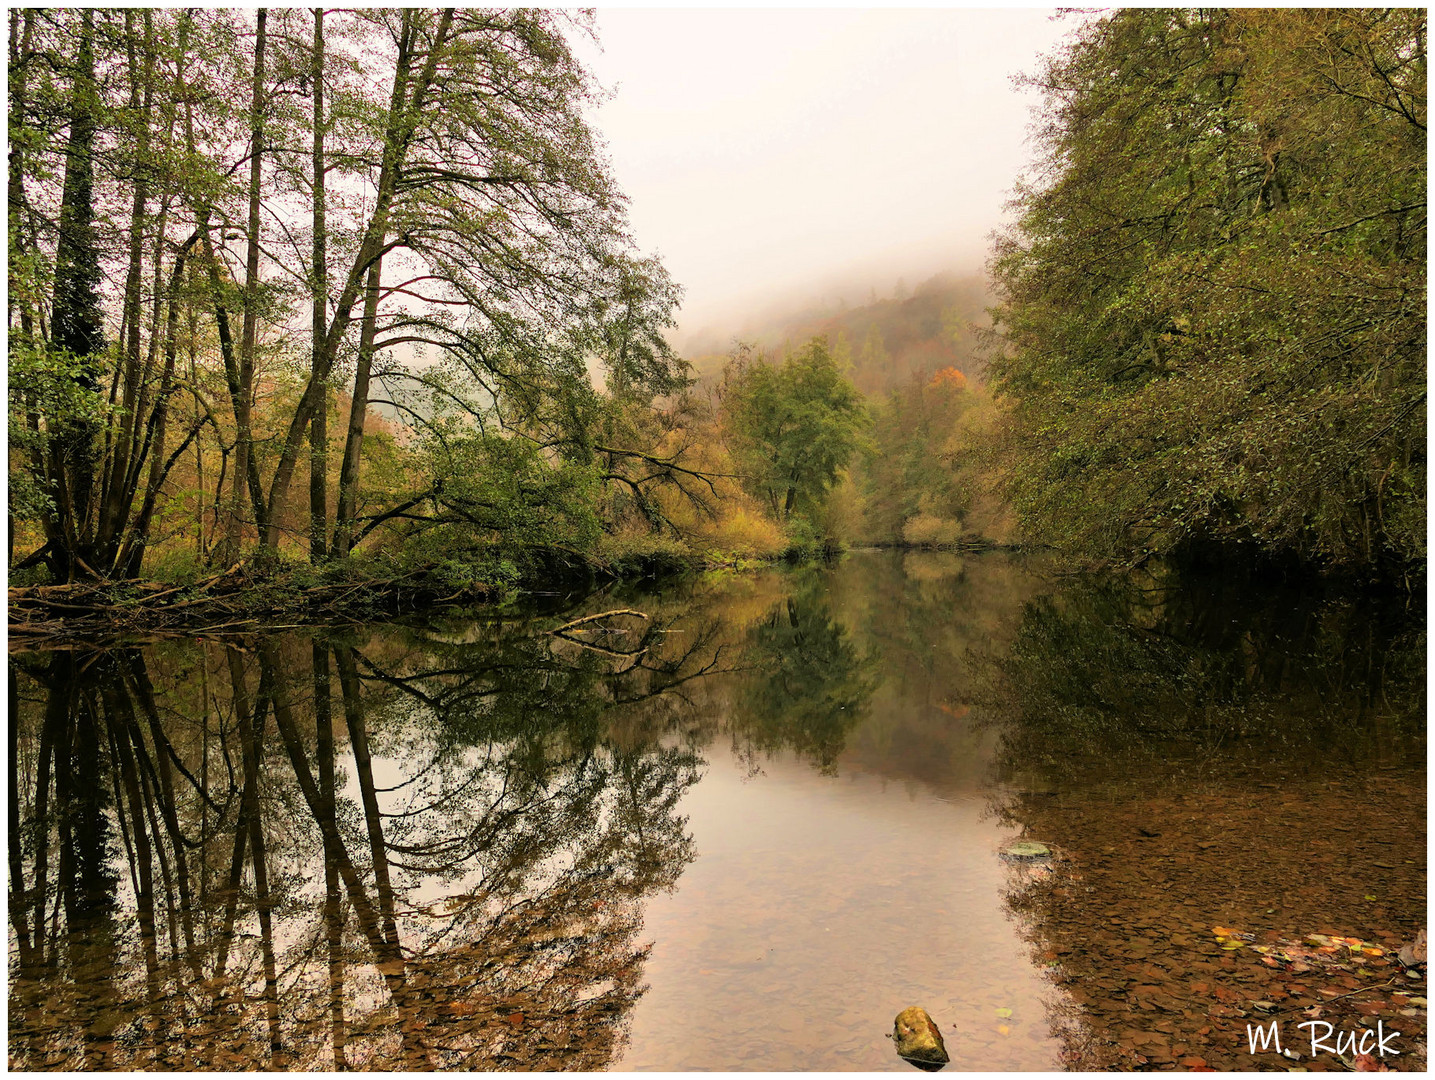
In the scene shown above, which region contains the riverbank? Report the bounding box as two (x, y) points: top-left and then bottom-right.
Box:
(7, 532), (1027, 645)
(7, 552), (650, 645)
(2, 548), (767, 644)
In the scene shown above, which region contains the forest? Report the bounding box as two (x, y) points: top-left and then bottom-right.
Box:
(6, 8), (1427, 1074)
(7, 7), (1426, 612)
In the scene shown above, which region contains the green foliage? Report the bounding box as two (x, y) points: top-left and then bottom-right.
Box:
(396, 432), (603, 580)
(8, 8), (690, 580)
(990, 9), (1426, 575)
(718, 337), (870, 534)
(7, 339), (108, 522)
(731, 574), (880, 774)
(860, 367), (976, 542)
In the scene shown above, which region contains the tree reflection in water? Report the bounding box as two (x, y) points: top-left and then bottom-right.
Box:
(727, 572), (880, 775)
(983, 570), (1426, 788)
(979, 570), (1426, 1070)
(8, 612), (723, 1070)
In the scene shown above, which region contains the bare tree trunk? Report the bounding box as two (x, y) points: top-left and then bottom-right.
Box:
(332, 260), (382, 556)
(190, 291), (205, 557)
(226, 8), (267, 564)
(263, 10), (454, 549)
(197, 218), (267, 540)
(111, 13), (187, 577)
(98, 11), (155, 561)
(184, 75), (267, 546)
(8, 8), (38, 570)
(309, 8), (329, 563)
(46, 10), (104, 581)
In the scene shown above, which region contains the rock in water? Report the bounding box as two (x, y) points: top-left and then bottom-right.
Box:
(1002, 841), (1050, 860)
(893, 1006), (949, 1071)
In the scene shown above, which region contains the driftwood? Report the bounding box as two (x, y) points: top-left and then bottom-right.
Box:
(7, 565), (489, 646)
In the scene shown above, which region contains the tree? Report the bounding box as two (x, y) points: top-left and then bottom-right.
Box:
(35, 10), (106, 581)
(989, 9), (1425, 576)
(719, 337), (869, 528)
(309, 7), (328, 563)
(8, 9), (689, 579)
(860, 366), (976, 544)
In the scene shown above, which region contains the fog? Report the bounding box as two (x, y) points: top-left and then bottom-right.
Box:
(576, 7), (1072, 342)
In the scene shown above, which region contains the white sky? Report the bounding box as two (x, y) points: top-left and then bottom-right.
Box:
(575, 7), (1073, 338)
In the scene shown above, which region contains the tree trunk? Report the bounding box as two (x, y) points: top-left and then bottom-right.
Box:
(9, 9), (37, 572)
(332, 259), (383, 556)
(46, 10), (105, 581)
(262, 10), (454, 550)
(309, 8), (329, 563)
(117, 238), (196, 577)
(226, 8), (267, 565)
(196, 216), (267, 539)
(98, 10), (155, 562)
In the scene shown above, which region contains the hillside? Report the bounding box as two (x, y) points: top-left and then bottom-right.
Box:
(682, 272), (992, 395)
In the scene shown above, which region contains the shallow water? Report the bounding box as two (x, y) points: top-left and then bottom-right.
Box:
(8, 551), (1426, 1071)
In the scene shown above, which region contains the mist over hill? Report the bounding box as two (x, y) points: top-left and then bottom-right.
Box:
(679, 271), (993, 395)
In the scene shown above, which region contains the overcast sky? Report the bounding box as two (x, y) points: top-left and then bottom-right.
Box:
(575, 7), (1072, 338)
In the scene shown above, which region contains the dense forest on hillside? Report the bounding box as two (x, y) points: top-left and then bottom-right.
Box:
(7, 7), (1425, 613)
(684, 272), (991, 396)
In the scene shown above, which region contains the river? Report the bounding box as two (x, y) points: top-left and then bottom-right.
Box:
(7, 550), (1426, 1071)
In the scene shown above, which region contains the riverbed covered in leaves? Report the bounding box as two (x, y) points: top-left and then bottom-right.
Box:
(8, 551), (1426, 1070)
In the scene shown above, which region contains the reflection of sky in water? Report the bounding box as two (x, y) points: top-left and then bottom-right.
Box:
(616, 747), (1065, 1071)
(12, 550), (1421, 1072)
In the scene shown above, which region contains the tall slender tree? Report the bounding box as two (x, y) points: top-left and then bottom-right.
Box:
(309, 7), (328, 563)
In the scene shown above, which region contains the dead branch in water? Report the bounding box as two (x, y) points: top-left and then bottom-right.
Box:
(549, 609), (649, 634)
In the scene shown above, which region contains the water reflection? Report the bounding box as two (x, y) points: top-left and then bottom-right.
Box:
(8, 555), (1425, 1072)
(730, 571), (880, 774)
(981, 569), (1427, 1070)
(8, 615), (718, 1070)
(982, 569), (1426, 788)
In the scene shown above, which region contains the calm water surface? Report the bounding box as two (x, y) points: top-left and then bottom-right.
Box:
(8, 551), (1426, 1071)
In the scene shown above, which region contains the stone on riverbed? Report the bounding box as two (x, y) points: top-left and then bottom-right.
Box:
(892, 1006), (949, 1070)
(1002, 840), (1050, 860)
